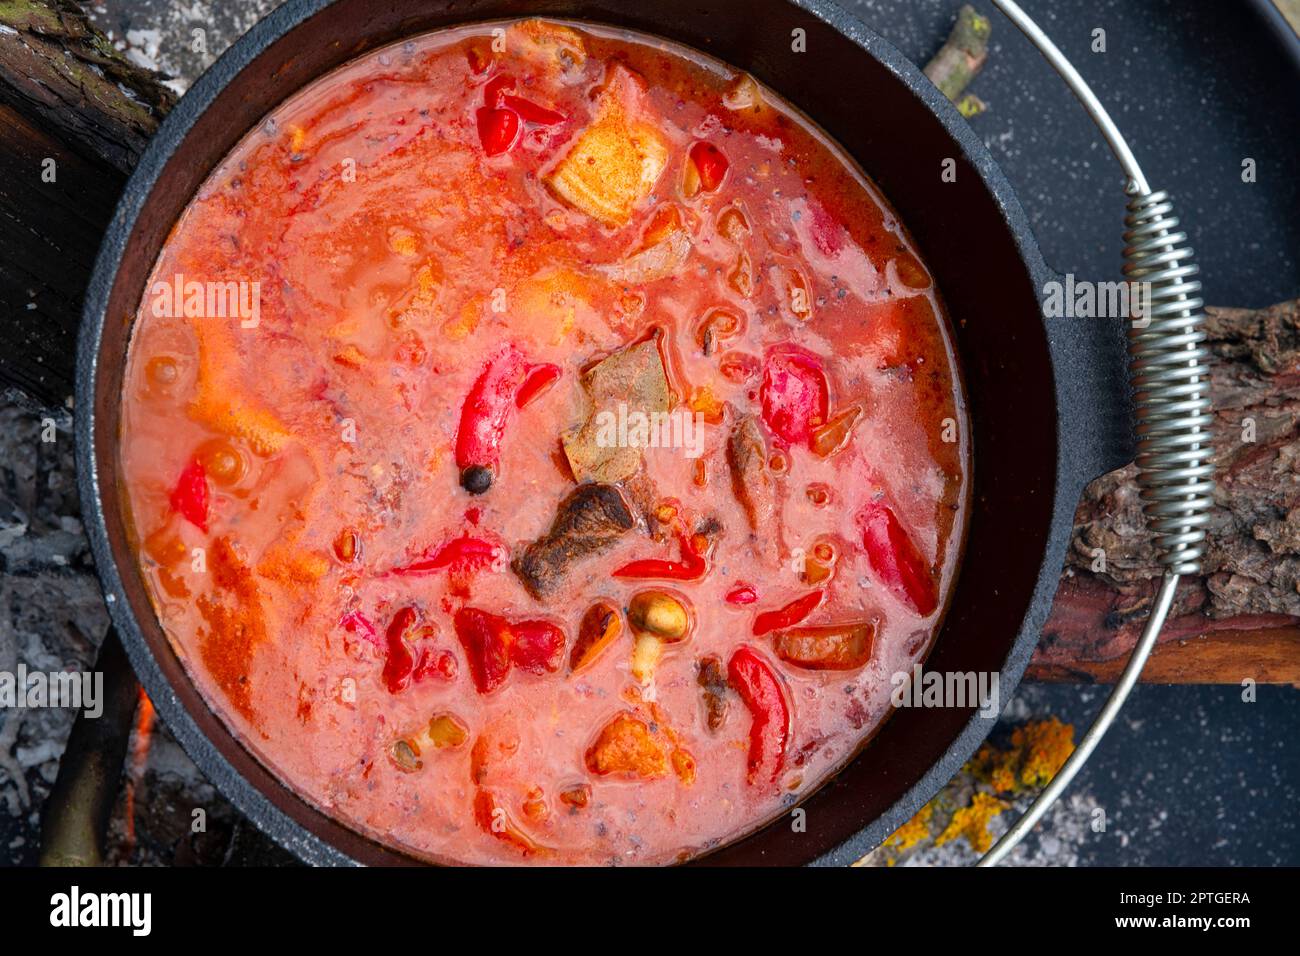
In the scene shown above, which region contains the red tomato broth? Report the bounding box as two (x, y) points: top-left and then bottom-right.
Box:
(118, 19), (969, 865)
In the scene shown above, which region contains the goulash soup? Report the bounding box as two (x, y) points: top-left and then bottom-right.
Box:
(119, 19), (968, 865)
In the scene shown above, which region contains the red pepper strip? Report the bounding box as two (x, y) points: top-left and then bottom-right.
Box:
(759, 345), (829, 446)
(382, 607), (419, 693)
(860, 501), (937, 616)
(339, 609), (380, 650)
(612, 528), (707, 581)
(725, 583), (759, 605)
(509, 620), (566, 675)
(454, 607), (514, 694)
(515, 363), (561, 409)
(501, 93), (565, 126)
(169, 458), (209, 531)
(727, 646), (790, 785)
(688, 142), (729, 192)
(454, 607), (567, 693)
(455, 345), (535, 493)
(476, 106), (520, 156)
(752, 589), (823, 636)
(484, 73), (516, 107)
(392, 535), (504, 575)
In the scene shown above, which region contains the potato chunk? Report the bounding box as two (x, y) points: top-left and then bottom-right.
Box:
(585, 708), (695, 784)
(545, 67), (668, 226)
(585, 712), (668, 779)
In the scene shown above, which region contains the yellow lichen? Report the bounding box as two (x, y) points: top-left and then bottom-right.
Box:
(935, 792), (1008, 854)
(971, 741), (1019, 794)
(868, 718), (1077, 864)
(1014, 717), (1076, 789)
(970, 717), (1075, 794)
(886, 802), (935, 853)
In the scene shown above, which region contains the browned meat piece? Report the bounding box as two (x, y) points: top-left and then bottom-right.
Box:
(584, 710), (694, 784)
(727, 415), (777, 533)
(621, 468), (666, 540)
(696, 655), (729, 732)
(508, 19), (588, 71)
(512, 483), (636, 598)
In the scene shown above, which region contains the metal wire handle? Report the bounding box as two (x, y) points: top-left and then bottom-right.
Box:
(1124, 191), (1216, 575)
(976, 0), (1215, 866)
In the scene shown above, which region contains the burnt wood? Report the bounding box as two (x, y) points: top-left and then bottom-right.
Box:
(0, 0), (173, 409)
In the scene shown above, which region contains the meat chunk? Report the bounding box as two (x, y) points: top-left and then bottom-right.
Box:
(727, 415), (777, 533)
(512, 483), (636, 598)
(544, 66), (668, 226)
(697, 655), (730, 732)
(562, 338), (670, 484)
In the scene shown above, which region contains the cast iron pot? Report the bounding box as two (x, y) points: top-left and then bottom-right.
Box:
(77, 0), (1134, 866)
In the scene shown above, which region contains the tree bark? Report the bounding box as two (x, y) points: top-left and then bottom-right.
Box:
(1033, 299), (1300, 683)
(0, 0), (1295, 682)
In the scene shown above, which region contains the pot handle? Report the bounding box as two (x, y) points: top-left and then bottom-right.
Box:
(977, 0), (1215, 866)
(1044, 303), (1135, 488)
(39, 628), (140, 866)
